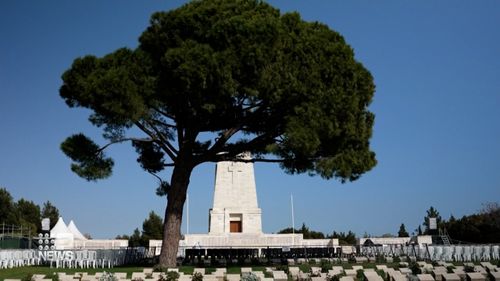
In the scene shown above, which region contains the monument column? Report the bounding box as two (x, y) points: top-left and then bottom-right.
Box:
(209, 153), (262, 235)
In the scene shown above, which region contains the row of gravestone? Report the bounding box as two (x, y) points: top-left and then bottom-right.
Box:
(3, 262), (500, 281)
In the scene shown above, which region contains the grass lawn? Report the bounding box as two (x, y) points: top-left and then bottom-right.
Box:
(0, 265), (269, 280)
(0, 266), (144, 280)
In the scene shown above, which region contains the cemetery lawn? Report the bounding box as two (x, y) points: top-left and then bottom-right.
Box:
(0, 266), (268, 280)
(0, 266), (144, 280)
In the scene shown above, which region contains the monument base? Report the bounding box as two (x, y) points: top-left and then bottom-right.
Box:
(149, 234), (339, 256)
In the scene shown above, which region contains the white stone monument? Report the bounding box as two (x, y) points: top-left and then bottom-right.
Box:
(150, 153), (339, 256)
(208, 152), (262, 234)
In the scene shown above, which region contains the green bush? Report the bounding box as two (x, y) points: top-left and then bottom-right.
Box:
(464, 265), (474, 273)
(166, 271), (180, 281)
(192, 272), (203, 281)
(241, 272), (261, 281)
(299, 264), (311, 274)
(21, 273), (33, 281)
(99, 272), (118, 281)
(328, 275), (340, 281)
(320, 259), (332, 273)
(356, 270), (364, 281)
(409, 262), (421, 275)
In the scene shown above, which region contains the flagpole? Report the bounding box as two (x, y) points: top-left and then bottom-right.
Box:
(186, 193), (189, 234)
(291, 194), (295, 246)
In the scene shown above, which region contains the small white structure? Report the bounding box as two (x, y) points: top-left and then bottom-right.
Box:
(49, 217), (128, 249)
(50, 217), (74, 249)
(68, 220), (87, 240)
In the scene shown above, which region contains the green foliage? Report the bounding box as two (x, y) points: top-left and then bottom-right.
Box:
(356, 270), (364, 281)
(129, 228), (142, 247)
(443, 202), (500, 243)
(41, 201), (60, 229)
(14, 199), (41, 233)
(0, 187), (16, 224)
(328, 275), (340, 281)
(192, 272), (203, 281)
(60, 0), (376, 184)
(398, 224), (409, 237)
(329, 231), (357, 245)
(320, 259), (332, 273)
(298, 264), (310, 274)
(277, 223), (325, 239)
(60, 134), (113, 181)
(166, 271), (180, 281)
(99, 272), (118, 281)
(409, 262), (421, 275)
(377, 270), (386, 280)
(142, 211), (164, 241)
(241, 272), (260, 281)
(464, 265), (474, 273)
(21, 273), (33, 281)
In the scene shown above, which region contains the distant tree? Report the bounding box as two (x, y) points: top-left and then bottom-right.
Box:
(41, 201), (60, 229)
(59, 0), (376, 266)
(417, 225), (423, 236)
(444, 202), (500, 243)
(142, 211), (164, 241)
(423, 206), (442, 234)
(381, 233), (395, 238)
(0, 187), (17, 225)
(329, 230), (356, 245)
(129, 228), (143, 247)
(277, 223), (325, 239)
(398, 223), (409, 237)
(115, 234), (130, 240)
(83, 233), (92, 239)
(14, 199), (41, 233)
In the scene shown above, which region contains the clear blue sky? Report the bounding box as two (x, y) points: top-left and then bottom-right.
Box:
(1, 0), (499, 239)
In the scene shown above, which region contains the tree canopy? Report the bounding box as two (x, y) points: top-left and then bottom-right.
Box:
(398, 223), (409, 237)
(59, 0), (376, 266)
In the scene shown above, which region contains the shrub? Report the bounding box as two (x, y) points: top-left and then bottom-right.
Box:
(328, 275), (340, 281)
(320, 259), (332, 273)
(166, 271), (180, 281)
(393, 256), (401, 263)
(299, 264), (311, 274)
(356, 270), (364, 281)
(276, 264), (289, 273)
(192, 272), (203, 281)
(154, 264), (167, 272)
(21, 274), (33, 281)
(242, 272), (261, 281)
(99, 272), (118, 281)
(464, 265), (474, 273)
(409, 262), (421, 275)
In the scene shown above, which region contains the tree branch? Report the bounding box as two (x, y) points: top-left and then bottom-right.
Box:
(134, 121), (178, 162)
(145, 120), (179, 155)
(97, 137), (152, 153)
(151, 106), (176, 121)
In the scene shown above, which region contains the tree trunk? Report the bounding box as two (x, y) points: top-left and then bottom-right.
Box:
(158, 163), (193, 267)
